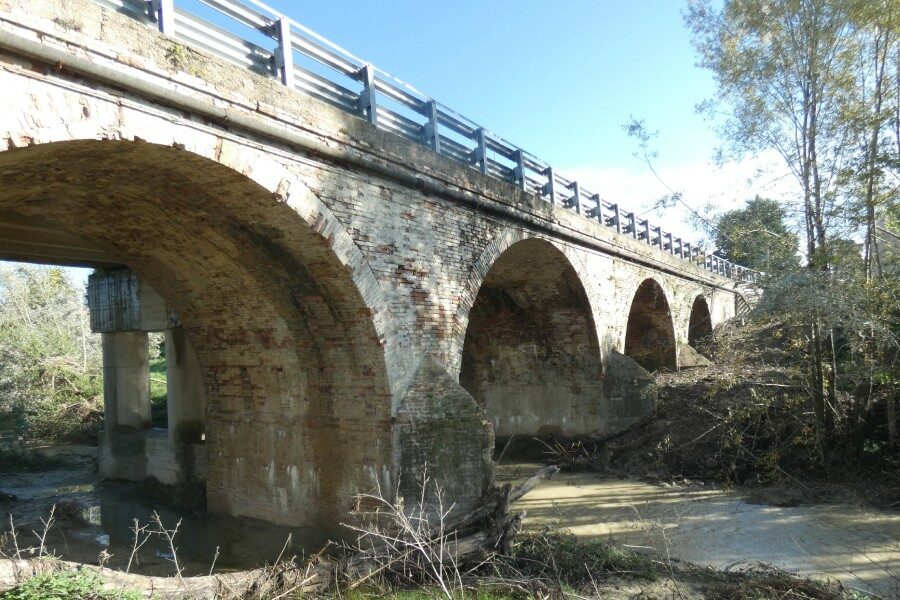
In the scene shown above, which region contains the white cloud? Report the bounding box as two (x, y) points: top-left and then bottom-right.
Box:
(562, 150), (796, 246)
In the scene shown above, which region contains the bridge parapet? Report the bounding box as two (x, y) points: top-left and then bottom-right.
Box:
(92, 0), (755, 283)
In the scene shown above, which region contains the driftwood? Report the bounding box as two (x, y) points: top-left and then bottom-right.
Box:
(0, 465), (559, 599)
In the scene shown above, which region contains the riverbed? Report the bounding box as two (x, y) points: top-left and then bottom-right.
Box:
(0, 451), (897, 597)
(498, 463), (900, 598)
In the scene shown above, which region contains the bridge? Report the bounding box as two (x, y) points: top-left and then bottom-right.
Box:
(0, 0), (753, 538)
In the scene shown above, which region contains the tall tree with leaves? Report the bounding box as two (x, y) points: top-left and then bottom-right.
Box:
(716, 196), (799, 270)
(688, 0), (900, 450)
(687, 0), (859, 267)
(842, 1), (900, 281)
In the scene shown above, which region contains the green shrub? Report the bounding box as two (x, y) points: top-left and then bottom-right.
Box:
(0, 569), (141, 600)
(506, 531), (657, 585)
(0, 265), (103, 443)
(0, 447), (73, 474)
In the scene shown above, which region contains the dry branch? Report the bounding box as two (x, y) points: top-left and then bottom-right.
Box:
(0, 465), (559, 599)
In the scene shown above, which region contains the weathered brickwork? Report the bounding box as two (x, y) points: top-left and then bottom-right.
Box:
(688, 296), (714, 347)
(624, 279), (678, 372)
(460, 239), (603, 440)
(0, 0), (742, 534)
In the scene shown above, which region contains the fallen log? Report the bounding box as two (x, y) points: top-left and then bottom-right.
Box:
(0, 465), (559, 599)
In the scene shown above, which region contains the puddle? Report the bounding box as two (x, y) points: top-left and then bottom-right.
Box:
(499, 463), (900, 598)
(0, 455), (316, 577)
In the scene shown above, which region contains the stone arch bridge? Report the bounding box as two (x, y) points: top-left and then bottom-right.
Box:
(0, 0), (750, 538)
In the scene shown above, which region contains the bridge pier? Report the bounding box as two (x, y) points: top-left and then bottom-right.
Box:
(101, 331), (151, 430)
(88, 269), (206, 485)
(164, 327), (205, 444)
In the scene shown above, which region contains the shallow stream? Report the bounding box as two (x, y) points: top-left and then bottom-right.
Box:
(499, 463), (900, 598)
(0, 450), (897, 597)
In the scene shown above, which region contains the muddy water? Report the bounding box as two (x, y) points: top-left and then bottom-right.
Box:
(0, 447), (314, 577)
(2, 450), (898, 595)
(499, 463), (900, 598)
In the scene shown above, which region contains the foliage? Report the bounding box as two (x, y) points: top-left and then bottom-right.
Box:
(687, 0), (900, 449)
(544, 318), (899, 507)
(149, 356), (168, 429)
(0, 264), (103, 443)
(505, 531), (657, 584)
(0, 569), (142, 600)
(0, 447), (74, 474)
(716, 196), (799, 270)
(756, 251), (900, 451)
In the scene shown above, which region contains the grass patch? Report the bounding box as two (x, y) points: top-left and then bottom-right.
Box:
(312, 589), (520, 600)
(0, 446), (74, 474)
(149, 356), (167, 429)
(705, 564), (864, 600)
(0, 569), (142, 600)
(504, 531), (657, 585)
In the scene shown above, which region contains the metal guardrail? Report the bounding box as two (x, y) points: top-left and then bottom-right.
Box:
(94, 0), (757, 283)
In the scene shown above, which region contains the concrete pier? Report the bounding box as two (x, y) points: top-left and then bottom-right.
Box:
(101, 331), (150, 430)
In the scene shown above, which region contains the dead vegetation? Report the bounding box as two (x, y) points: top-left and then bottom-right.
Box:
(545, 320), (900, 509)
(0, 465), (876, 600)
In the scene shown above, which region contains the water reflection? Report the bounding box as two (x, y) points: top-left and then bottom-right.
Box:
(0, 467), (315, 577)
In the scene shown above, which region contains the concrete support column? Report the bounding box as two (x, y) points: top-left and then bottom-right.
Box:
(102, 331), (150, 430)
(165, 327), (205, 443)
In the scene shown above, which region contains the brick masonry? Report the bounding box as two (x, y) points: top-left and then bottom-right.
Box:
(0, 0), (740, 535)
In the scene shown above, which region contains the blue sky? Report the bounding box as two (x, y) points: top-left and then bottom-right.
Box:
(244, 0), (789, 240)
(55, 1), (795, 285)
(257, 0), (719, 170)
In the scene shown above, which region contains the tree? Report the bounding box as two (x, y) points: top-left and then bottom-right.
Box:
(0, 264), (102, 441)
(716, 196), (799, 271)
(687, 0), (900, 451)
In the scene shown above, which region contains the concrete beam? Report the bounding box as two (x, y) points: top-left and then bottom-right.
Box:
(87, 268), (168, 333)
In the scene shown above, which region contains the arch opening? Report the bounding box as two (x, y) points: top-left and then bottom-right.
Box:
(0, 139), (392, 536)
(623, 279), (676, 372)
(688, 296), (713, 348)
(460, 239), (602, 446)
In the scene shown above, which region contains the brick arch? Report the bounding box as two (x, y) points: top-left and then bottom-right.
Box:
(688, 295), (713, 348)
(453, 229), (604, 374)
(0, 138), (393, 535)
(458, 235), (604, 441)
(624, 278), (677, 372)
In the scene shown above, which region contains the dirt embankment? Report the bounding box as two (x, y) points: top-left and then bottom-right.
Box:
(549, 322), (900, 509)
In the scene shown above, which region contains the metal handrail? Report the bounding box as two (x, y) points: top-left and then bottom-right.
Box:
(96, 0), (758, 283)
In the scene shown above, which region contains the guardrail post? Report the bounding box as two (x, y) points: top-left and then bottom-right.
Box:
(149, 0), (175, 35)
(657, 227), (664, 249)
(589, 194), (602, 222)
(629, 212), (637, 238)
(513, 150), (526, 191)
(566, 181), (581, 214)
(612, 204), (622, 234)
(273, 17), (293, 86)
(357, 64), (377, 126)
(644, 220), (651, 244)
(473, 128), (488, 175)
(542, 167), (556, 205)
(423, 101), (440, 153)
(667, 232), (674, 254)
